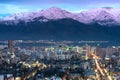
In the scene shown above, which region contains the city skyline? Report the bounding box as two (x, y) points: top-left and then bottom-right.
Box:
(0, 0), (120, 17)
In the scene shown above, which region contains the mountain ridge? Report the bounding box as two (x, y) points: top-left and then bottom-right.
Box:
(0, 7), (120, 40)
(0, 18), (120, 41)
(1, 7), (120, 26)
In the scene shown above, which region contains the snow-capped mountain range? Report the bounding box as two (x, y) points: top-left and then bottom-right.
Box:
(1, 7), (120, 26)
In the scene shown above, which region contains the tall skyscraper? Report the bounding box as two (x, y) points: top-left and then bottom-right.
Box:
(8, 40), (13, 49)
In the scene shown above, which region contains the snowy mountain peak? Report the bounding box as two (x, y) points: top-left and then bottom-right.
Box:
(47, 7), (64, 11)
(77, 7), (120, 25)
(37, 7), (73, 19)
(3, 7), (75, 21)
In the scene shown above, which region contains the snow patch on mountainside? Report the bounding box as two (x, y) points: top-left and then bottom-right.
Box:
(77, 7), (120, 25)
(3, 7), (81, 22)
(2, 7), (120, 26)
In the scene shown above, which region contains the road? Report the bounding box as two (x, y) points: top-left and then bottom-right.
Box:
(90, 52), (113, 80)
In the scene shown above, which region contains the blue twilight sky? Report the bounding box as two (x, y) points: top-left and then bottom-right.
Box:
(0, 0), (120, 17)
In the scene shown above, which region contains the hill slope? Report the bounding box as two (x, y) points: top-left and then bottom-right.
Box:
(0, 18), (120, 41)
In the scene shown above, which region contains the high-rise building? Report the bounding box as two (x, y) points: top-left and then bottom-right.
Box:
(8, 40), (13, 49)
(8, 40), (15, 54)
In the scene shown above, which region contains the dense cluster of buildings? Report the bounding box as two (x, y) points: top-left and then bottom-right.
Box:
(0, 40), (119, 80)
